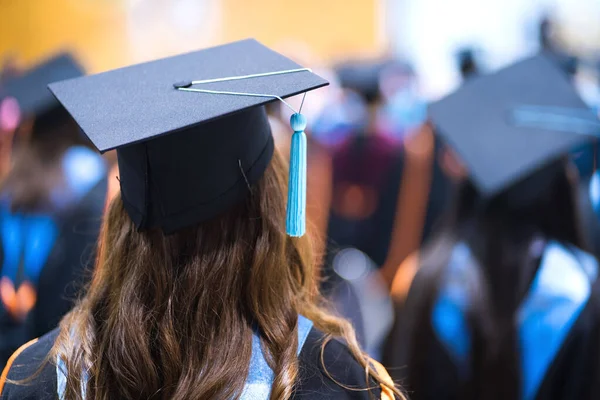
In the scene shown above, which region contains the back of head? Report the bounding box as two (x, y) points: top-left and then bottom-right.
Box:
(407, 158), (585, 400)
(57, 151), (309, 399)
(457, 158), (584, 249)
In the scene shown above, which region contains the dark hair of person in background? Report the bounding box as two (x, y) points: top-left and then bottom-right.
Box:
(456, 49), (480, 81)
(402, 158), (589, 400)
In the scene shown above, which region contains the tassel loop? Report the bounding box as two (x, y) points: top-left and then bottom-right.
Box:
(286, 113), (308, 237)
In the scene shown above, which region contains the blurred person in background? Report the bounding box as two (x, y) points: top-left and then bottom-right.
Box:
(326, 58), (452, 286)
(386, 54), (600, 400)
(325, 59), (407, 281)
(319, 59), (452, 356)
(0, 54), (107, 368)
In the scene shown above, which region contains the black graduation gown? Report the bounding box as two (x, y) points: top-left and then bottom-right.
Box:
(0, 177), (107, 369)
(384, 242), (600, 400)
(0, 327), (391, 400)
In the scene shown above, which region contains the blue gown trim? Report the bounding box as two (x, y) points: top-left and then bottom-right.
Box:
(431, 241), (597, 400)
(0, 209), (58, 287)
(431, 243), (475, 376)
(590, 170), (600, 214)
(57, 315), (314, 399)
(518, 242), (597, 400)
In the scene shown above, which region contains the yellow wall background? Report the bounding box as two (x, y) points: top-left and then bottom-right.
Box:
(0, 0), (384, 73)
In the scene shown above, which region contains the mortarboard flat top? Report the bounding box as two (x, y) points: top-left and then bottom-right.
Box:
(429, 53), (596, 196)
(49, 38), (328, 153)
(1, 53), (83, 118)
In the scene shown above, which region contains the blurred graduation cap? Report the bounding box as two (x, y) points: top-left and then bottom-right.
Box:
(336, 60), (391, 104)
(0, 53), (84, 123)
(49, 39), (327, 234)
(429, 53), (599, 198)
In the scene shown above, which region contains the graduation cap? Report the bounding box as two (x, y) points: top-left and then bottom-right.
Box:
(429, 53), (599, 198)
(0, 53), (83, 122)
(49, 39), (328, 235)
(335, 60), (391, 104)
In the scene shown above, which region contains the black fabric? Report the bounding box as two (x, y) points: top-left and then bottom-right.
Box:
(117, 107), (275, 233)
(294, 328), (383, 399)
(2, 327), (385, 400)
(1, 329), (59, 400)
(0, 177), (106, 369)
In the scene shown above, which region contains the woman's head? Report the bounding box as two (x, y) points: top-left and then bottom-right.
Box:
(54, 149), (400, 400)
(57, 149), (307, 399)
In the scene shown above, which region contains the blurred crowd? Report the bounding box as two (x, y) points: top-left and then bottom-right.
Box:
(2, 5), (600, 400)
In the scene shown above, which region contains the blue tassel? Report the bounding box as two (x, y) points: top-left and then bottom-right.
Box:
(286, 113), (307, 237)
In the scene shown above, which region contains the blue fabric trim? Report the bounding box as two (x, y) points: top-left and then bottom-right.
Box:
(57, 316), (314, 400)
(22, 215), (59, 283)
(431, 243), (474, 376)
(0, 208), (58, 286)
(0, 208), (23, 283)
(240, 315), (313, 399)
(518, 242), (596, 400)
(432, 241), (597, 400)
(590, 170), (600, 214)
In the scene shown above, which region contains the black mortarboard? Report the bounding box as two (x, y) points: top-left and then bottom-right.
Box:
(49, 39), (327, 234)
(429, 53), (597, 197)
(0, 53), (83, 120)
(335, 60), (391, 104)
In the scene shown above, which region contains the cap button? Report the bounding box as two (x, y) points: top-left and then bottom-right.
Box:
(173, 81), (193, 89)
(290, 113), (307, 132)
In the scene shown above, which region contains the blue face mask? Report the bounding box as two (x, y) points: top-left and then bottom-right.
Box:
(310, 92), (369, 147)
(378, 88), (427, 140)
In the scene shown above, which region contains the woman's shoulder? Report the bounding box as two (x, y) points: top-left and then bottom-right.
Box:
(295, 326), (395, 399)
(0, 328), (59, 399)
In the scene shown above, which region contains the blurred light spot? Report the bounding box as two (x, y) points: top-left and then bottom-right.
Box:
(0, 97), (20, 132)
(333, 248), (370, 281)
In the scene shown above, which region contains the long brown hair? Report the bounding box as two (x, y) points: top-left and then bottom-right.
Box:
(52, 150), (402, 400)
